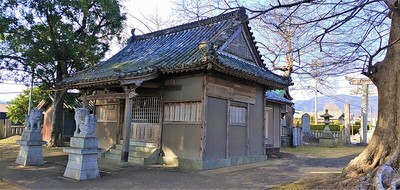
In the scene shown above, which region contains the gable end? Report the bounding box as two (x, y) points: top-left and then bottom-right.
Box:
(222, 28), (256, 64)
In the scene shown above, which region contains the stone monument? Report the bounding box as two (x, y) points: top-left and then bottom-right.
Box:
(16, 108), (46, 166)
(63, 108), (102, 180)
(301, 113), (318, 144)
(318, 109), (338, 147)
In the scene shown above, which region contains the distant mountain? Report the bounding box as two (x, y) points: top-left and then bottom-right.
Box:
(294, 94), (378, 116)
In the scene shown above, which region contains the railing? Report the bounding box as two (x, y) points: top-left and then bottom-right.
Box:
(0, 119), (25, 139)
(310, 130), (345, 139)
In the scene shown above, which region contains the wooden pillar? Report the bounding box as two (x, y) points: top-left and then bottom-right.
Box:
(226, 100), (230, 158)
(262, 89), (266, 155)
(121, 86), (138, 162)
(246, 103), (250, 156)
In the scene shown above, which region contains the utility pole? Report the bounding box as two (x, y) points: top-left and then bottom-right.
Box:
(346, 76), (373, 144)
(344, 104), (351, 144)
(28, 71), (34, 114)
(314, 78), (319, 124)
(312, 60), (319, 124)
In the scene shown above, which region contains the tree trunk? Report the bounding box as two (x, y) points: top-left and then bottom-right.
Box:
(49, 89), (67, 147)
(342, 8), (400, 189)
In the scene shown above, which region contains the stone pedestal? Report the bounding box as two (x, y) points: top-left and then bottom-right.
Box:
(63, 137), (102, 180)
(15, 131), (46, 166)
(319, 137), (338, 147)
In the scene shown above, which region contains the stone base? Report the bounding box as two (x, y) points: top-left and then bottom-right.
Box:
(302, 132), (318, 144)
(63, 136), (102, 181)
(281, 136), (291, 147)
(15, 142), (44, 166)
(21, 131), (43, 141)
(160, 155), (267, 170)
(63, 151), (100, 180)
(265, 147), (280, 156)
(319, 138), (338, 147)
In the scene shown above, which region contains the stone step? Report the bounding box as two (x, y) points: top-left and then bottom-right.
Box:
(114, 144), (157, 153)
(108, 149), (122, 155)
(128, 156), (145, 165)
(129, 150), (154, 158)
(108, 148), (154, 157)
(118, 141), (158, 148)
(105, 153), (121, 160)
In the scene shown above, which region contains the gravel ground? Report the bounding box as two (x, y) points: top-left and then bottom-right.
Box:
(0, 136), (365, 189)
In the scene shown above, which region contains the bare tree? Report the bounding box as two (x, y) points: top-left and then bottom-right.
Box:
(174, 0), (400, 188)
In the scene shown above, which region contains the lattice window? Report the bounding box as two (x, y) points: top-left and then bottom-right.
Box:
(229, 104), (247, 126)
(163, 102), (202, 122)
(132, 97), (161, 123)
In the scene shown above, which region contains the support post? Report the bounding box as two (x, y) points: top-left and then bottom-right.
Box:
(360, 83), (369, 144)
(344, 104), (351, 144)
(121, 86), (137, 162)
(314, 79), (318, 124)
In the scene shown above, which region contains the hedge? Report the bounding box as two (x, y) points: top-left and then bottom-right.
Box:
(310, 124), (343, 131)
(310, 124), (372, 134)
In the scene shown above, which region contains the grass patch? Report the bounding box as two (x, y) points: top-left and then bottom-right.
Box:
(0, 135), (21, 160)
(0, 135), (21, 144)
(281, 146), (365, 158)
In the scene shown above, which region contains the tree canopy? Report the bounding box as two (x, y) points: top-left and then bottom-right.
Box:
(7, 87), (50, 124)
(0, 0), (126, 86)
(0, 0), (126, 145)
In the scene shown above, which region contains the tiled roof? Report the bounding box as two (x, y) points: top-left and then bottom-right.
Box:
(61, 8), (290, 88)
(266, 91), (293, 105)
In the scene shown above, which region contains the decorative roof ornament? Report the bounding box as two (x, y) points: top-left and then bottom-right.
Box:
(199, 41), (218, 62)
(131, 28), (136, 40)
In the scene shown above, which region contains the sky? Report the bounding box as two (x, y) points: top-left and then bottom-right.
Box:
(0, 0), (368, 103)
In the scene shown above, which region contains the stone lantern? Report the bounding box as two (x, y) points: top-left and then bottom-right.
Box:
(319, 109), (337, 147)
(320, 109), (333, 132)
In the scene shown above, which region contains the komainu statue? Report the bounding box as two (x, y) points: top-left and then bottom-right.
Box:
(26, 108), (43, 132)
(74, 108), (97, 137)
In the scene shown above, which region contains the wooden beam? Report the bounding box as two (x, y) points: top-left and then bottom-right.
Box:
(262, 88), (267, 155)
(246, 103), (250, 156)
(226, 100), (230, 158)
(200, 75), (208, 161)
(120, 73), (159, 86)
(141, 82), (162, 89)
(86, 93), (126, 100)
(121, 86), (137, 162)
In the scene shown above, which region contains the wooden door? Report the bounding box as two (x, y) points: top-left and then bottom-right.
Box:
(130, 97), (162, 146)
(265, 107), (273, 146)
